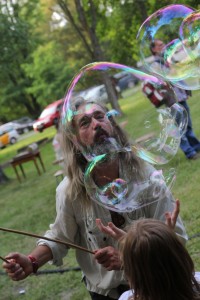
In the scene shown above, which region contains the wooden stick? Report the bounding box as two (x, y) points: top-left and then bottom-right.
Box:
(0, 255), (9, 263)
(0, 227), (94, 254)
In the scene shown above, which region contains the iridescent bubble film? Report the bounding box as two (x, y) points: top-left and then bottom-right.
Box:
(61, 61), (183, 212)
(84, 152), (176, 213)
(137, 4), (200, 90)
(62, 62), (183, 164)
(179, 10), (200, 56)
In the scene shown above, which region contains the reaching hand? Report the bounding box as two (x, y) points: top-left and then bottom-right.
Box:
(165, 199), (180, 229)
(95, 199), (180, 271)
(96, 218), (126, 241)
(2, 252), (33, 281)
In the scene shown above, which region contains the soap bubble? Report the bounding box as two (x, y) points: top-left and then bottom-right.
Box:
(161, 39), (200, 90)
(137, 4), (194, 71)
(84, 151), (176, 212)
(62, 62), (184, 164)
(132, 104), (186, 165)
(170, 103), (188, 137)
(162, 39), (197, 79)
(61, 61), (183, 212)
(137, 4), (200, 90)
(179, 10), (200, 56)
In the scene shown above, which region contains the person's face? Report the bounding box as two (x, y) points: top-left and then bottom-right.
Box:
(73, 103), (114, 147)
(152, 40), (165, 55)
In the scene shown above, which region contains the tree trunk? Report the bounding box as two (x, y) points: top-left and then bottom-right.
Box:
(57, 0), (123, 114)
(102, 74), (123, 115)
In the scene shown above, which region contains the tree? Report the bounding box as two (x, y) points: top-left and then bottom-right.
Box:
(23, 41), (76, 107)
(55, 0), (123, 114)
(0, 0), (42, 119)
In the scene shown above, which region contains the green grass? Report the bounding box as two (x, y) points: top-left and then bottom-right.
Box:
(0, 89), (200, 299)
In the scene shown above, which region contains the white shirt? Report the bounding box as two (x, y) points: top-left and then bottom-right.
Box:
(37, 165), (187, 297)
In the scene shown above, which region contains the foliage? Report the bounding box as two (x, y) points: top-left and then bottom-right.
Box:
(0, 0), (42, 120)
(0, 0), (199, 120)
(23, 41), (76, 107)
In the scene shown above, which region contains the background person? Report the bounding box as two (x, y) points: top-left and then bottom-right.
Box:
(150, 39), (200, 160)
(3, 99), (187, 300)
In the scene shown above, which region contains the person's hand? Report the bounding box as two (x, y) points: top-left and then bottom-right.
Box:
(96, 219), (126, 241)
(2, 252), (33, 281)
(94, 246), (122, 271)
(165, 199), (180, 229)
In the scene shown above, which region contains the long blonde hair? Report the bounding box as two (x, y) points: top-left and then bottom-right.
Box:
(60, 99), (146, 206)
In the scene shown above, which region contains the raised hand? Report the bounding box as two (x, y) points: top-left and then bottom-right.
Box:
(165, 199), (180, 229)
(96, 218), (126, 241)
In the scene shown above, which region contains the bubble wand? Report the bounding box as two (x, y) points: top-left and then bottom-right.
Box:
(0, 256), (9, 263)
(0, 227), (94, 254)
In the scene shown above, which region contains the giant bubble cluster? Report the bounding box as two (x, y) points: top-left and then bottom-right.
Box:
(61, 4), (198, 212)
(137, 4), (200, 90)
(62, 61), (186, 212)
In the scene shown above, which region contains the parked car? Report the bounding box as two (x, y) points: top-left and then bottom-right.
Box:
(113, 71), (139, 91)
(3, 117), (34, 135)
(79, 85), (109, 104)
(0, 125), (19, 149)
(13, 117), (34, 134)
(33, 99), (63, 132)
(0, 121), (23, 135)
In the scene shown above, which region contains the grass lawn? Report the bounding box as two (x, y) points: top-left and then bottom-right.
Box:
(0, 88), (200, 299)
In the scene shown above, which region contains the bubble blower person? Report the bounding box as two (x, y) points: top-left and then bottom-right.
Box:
(96, 201), (200, 300)
(3, 98), (187, 300)
(150, 39), (200, 160)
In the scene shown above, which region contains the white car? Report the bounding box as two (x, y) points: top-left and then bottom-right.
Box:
(80, 85), (109, 104)
(0, 124), (19, 148)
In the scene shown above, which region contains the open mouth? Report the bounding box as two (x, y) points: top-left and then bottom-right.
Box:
(94, 129), (109, 143)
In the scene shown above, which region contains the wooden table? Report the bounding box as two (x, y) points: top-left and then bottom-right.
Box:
(11, 150), (45, 183)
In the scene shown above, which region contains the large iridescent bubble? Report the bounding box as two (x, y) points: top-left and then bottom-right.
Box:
(179, 10), (200, 57)
(84, 151), (176, 213)
(61, 62), (185, 212)
(62, 62), (186, 164)
(137, 4), (200, 90)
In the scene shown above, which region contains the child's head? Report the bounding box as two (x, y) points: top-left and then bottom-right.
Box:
(120, 219), (199, 300)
